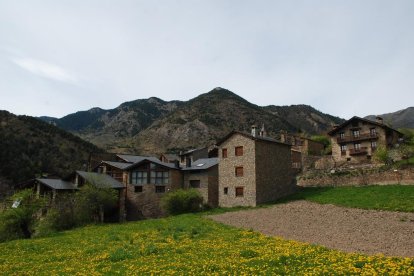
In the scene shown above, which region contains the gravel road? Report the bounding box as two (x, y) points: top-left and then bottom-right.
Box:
(209, 200), (414, 257)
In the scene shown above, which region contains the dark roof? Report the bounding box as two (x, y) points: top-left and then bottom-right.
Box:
(76, 171), (124, 189)
(125, 158), (179, 171)
(180, 147), (207, 156)
(182, 158), (219, 171)
(216, 131), (290, 147)
(102, 161), (131, 170)
(116, 154), (160, 163)
(327, 116), (403, 136)
(36, 178), (78, 190)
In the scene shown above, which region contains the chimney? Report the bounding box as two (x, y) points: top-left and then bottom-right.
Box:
(280, 130), (287, 143)
(376, 116), (383, 124)
(251, 125), (257, 137)
(259, 124), (267, 137)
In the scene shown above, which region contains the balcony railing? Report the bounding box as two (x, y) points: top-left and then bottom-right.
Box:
(349, 147), (368, 155)
(337, 133), (378, 143)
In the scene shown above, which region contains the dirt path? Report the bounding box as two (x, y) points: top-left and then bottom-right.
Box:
(209, 200), (414, 257)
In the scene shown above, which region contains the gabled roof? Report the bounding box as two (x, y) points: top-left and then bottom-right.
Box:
(101, 161), (131, 170)
(76, 171), (124, 189)
(160, 153), (179, 161)
(327, 116), (402, 136)
(182, 158), (219, 171)
(36, 178), (78, 190)
(116, 154), (160, 164)
(216, 131), (290, 147)
(125, 158), (179, 171)
(179, 147), (207, 156)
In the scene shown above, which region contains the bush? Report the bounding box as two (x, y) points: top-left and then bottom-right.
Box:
(161, 189), (203, 215)
(373, 146), (390, 164)
(0, 189), (46, 242)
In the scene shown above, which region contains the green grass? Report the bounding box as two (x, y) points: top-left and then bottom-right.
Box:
(282, 185), (414, 212)
(0, 214), (413, 275)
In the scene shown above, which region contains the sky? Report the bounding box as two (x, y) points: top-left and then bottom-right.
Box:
(0, 0), (413, 119)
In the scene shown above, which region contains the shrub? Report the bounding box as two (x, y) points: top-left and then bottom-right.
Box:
(0, 189), (46, 242)
(161, 189), (203, 215)
(373, 146), (390, 164)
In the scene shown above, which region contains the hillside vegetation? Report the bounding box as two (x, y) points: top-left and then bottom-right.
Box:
(365, 106), (414, 129)
(41, 88), (344, 154)
(0, 111), (103, 193)
(0, 214), (413, 275)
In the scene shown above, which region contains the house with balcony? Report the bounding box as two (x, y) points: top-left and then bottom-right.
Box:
(328, 116), (402, 163)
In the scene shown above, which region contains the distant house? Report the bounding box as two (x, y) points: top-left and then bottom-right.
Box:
(217, 126), (295, 207)
(182, 158), (219, 207)
(179, 147), (209, 167)
(328, 116), (402, 163)
(159, 153), (180, 165)
(33, 178), (78, 201)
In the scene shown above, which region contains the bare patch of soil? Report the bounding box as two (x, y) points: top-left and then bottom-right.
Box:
(209, 200), (414, 257)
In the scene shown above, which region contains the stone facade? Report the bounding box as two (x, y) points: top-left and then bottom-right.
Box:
(218, 132), (294, 207)
(126, 161), (182, 220)
(183, 166), (218, 207)
(329, 117), (402, 163)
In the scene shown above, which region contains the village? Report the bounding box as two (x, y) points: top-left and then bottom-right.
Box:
(25, 115), (412, 222)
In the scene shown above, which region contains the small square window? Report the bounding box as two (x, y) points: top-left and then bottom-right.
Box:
(235, 187), (244, 197)
(190, 180), (200, 188)
(222, 148), (228, 158)
(155, 186), (165, 193)
(134, 186), (143, 193)
(235, 166), (244, 177)
(235, 146), (243, 156)
(224, 187), (228, 195)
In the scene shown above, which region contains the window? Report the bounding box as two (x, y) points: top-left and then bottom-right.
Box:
(134, 186), (143, 193)
(155, 186), (165, 193)
(354, 143), (361, 150)
(371, 141), (377, 149)
(340, 145), (347, 152)
(150, 171), (169, 184)
(235, 166), (244, 177)
(222, 148), (228, 158)
(339, 132), (345, 139)
(130, 171), (148, 184)
(235, 187), (244, 197)
(235, 146), (243, 156)
(190, 180), (200, 188)
(370, 128), (377, 136)
(224, 187), (228, 195)
(352, 130), (360, 138)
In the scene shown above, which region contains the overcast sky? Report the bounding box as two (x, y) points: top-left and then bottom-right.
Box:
(1, 1), (413, 119)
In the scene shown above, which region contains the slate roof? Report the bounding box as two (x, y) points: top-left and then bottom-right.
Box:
(36, 178), (78, 190)
(216, 131), (290, 147)
(327, 116), (403, 136)
(180, 147), (207, 156)
(182, 158), (219, 171)
(102, 161), (131, 170)
(116, 154), (160, 164)
(76, 171), (124, 189)
(161, 154), (179, 161)
(126, 158), (179, 170)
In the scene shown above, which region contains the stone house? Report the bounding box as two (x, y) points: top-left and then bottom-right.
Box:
(179, 147), (209, 167)
(328, 116), (402, 163)
(123, 158), (182, 220)
(182, 158), (219, 207)
(217, 127), (295, 208)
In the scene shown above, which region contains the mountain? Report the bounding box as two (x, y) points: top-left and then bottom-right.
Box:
(39, 88), (344, 154)
(365, 107), (414, 129)
(0, 110), (104, 195)
(39, 97), (183, 150)
(129, 88), (344, 154)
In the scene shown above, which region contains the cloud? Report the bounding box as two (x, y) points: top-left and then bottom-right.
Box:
(12, 57), (77, 83)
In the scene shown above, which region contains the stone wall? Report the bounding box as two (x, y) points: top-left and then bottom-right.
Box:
(218, 134), (257, 207)
(255, 140), (295, 204)
(298, 167), (414, 187)
(183, 166), (218, 207)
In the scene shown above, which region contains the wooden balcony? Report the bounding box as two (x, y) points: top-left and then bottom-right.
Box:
(337, 133), (378, 143)
(349, 147), (368, 155)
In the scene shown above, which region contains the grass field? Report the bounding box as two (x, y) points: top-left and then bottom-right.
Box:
(1, 185), (414, 274)
(282, 184), (414, 212)
(0, 214), (413, 275)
